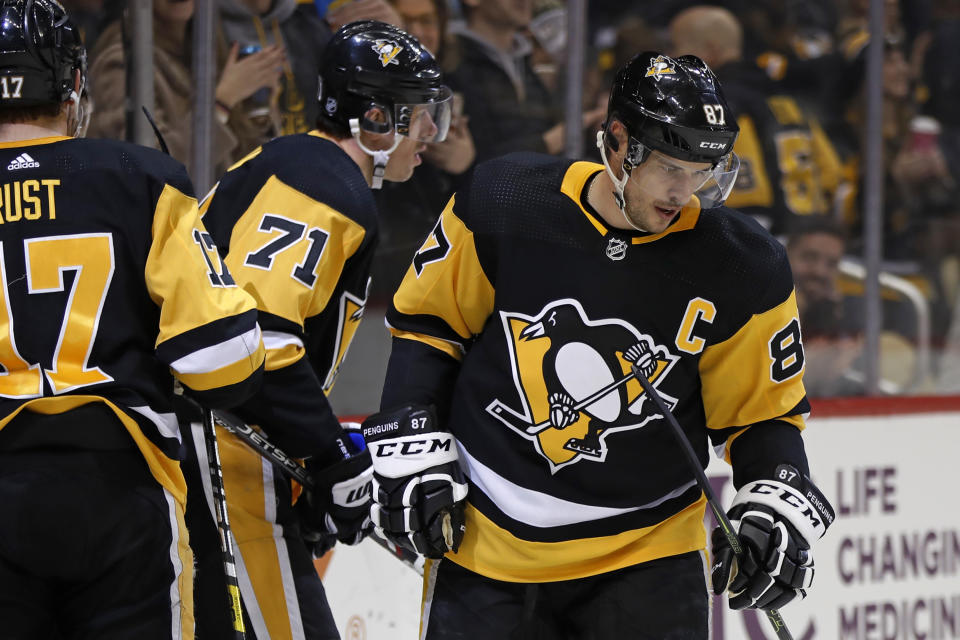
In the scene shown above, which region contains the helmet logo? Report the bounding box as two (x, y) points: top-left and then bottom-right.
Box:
(605, 237), (627, 261)
(645, 55), (675, 79)
(372, 39), (403, 67)
(325, 96), (338, 114)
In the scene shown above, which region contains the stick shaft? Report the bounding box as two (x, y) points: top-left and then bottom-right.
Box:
(525, 370), (636, 434)
(201, 409), (246, 639)
(631, 368), (794, 640)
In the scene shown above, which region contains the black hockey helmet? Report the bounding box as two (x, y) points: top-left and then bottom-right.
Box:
(606, 52), (739, 165)
(318, 20), (451, 142)
(0, 0), (85, 107)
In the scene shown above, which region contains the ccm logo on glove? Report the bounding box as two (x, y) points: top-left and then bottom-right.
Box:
(744, 481), (834, 534)
(368, 435), (453, 457)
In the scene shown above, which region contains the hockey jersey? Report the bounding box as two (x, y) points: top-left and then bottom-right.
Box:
(383, 153), (810, 582)
(0, 136), (265, 502)
(201, 131), (378, 458)
(719, 61), (843, 235)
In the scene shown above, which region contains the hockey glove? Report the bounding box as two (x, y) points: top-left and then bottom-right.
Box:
(297, 423), (374, 557)
(362, 404), (469, 559)
(711, 464), (835, 610)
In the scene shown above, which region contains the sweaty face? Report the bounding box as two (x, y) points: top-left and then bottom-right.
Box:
(621, 151), (713, 233)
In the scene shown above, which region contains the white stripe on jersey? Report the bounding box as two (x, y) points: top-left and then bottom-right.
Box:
(262, 330), (304, 351)
(459, 443), (698, 528)
(170, 325), (262, 374)
(262, 460), (307, 640)
(130, 405), (180, 441)
(163, 489), (184, 640)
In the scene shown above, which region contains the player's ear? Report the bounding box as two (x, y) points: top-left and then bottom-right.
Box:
(360, 103), (392, 135)
(604, 118), (629, 155)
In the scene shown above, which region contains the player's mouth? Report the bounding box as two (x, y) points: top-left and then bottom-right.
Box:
(414, 144), (427, 165)
(654, 205), (680, 219)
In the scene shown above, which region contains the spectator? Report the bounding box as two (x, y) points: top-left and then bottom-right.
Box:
(832, 25), (958, 346)
(87, 0), (284, 174)
(217, 0), (330, 136)
(785, 217), (865, 398)
(729, 0), (841, 118)
(447, 0), (603, 162)
(324, 0), (402, 31)
(390, 0), (474, 177)
(669, 5), (845, 235)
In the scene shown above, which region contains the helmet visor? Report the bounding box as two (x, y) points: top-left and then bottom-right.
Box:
(627, 145), (740, 209)
(395, 85), (452, 143)
(695, 152), (740, 209)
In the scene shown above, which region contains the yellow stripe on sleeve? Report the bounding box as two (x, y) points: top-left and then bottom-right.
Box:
(392, 201), (495, 341)
(699, 291), (808, 430)
(147, 184), (259, 347)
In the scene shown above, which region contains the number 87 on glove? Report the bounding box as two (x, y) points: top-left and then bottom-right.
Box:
(361, 404), (469, 559)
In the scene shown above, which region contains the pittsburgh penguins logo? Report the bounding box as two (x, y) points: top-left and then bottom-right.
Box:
(645, 55), (675, 78)
(372, 39), (403, 67)
(485, 299), (679, 473)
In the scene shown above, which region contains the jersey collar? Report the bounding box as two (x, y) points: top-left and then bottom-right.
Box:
(560, 161), (702, 244)
(0, 135), (71, 148)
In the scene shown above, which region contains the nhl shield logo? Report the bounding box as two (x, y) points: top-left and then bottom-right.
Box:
(325, 96), (338, 115)
(605, 237), (627, 261)
(485, 298), (680, 473)
(372, 39), (402, 67)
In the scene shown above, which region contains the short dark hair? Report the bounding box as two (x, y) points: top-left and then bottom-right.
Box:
(314, 113), (350, 139)
(0, 103), (63, 124)
(785, 215), (847, 248)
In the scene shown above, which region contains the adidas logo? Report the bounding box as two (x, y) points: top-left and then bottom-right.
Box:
(7, 153), (38, 170)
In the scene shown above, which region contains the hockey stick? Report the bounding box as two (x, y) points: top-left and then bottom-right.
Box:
(522, 370), (637, 435)
(630, 365), (795, 640)
(209, 409), (425, 576)
(201, 408), (247, 639)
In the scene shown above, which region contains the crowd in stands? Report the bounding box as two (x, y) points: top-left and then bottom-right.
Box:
(62, 0), (960, 398)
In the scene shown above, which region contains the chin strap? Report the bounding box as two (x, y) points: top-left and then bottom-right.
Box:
(595, 130), (647, 232)
(350, 117), (402, 189)
(67, 89), (87, 138)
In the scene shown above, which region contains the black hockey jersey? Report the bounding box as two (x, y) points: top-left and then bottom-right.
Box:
(719, 62), (843, 235)
(201, 131), (378, 458)
(0, 136), (265, 502)
(383, 153), (810, 582)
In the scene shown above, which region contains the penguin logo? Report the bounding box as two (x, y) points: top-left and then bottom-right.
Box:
(605, 237), (627, 261)
(486, 298), (680, 473)
(645, 55), (676, 78)
(372, 39), (403, 67)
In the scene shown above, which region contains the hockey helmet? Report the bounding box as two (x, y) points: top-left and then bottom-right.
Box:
(318, 20), (451, 144)
(599, 52), (740, 210)
(0, 0), (86, 107)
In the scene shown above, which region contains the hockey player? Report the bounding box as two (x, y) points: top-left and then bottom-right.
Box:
(183, 20), (452, 638)
(0, 0), (265, 636)
(362, 52), (836, 637)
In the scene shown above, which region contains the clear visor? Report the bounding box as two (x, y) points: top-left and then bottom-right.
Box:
(627, 147), (740, 209)
(395, 85), (453, 143)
